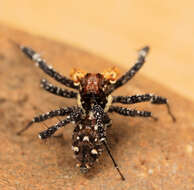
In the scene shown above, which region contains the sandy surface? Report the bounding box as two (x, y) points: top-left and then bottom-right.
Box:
(0, 25), (193, 190)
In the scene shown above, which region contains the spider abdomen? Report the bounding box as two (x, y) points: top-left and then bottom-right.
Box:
(72, 118), (103, 172)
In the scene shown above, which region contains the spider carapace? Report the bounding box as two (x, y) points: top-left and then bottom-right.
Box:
(17, 45), (176, 181)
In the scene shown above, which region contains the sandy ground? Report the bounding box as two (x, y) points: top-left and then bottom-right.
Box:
(0, 25), (193, 190)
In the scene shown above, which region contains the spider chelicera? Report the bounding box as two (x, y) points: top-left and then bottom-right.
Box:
(17, 45), (176, 180)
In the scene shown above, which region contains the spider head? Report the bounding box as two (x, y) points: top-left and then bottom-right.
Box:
(71, 68), (119, 111)
(70, 67), (119, 94)
(80, 73), (105, 95)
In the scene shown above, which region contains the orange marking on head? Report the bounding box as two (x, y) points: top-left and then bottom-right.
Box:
(101, 67), (120, 83)
(70, 68), (86, 85)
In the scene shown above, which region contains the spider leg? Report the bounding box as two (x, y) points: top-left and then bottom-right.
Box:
(20, 45), (78, 90)
(39, 107), (82, 139)
(17, 107), (77, 135)
(109, 106), (158, 121)
(113, 94), (176, 122)
(91, 104), (125, 180)
(108, 46), (149, 94)
(103, 141), (125, 181)
(41, 79), (77, 99)
(38, 118), (70, 139)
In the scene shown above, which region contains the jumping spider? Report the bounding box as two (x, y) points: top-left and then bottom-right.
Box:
(17, 45), (176, 180)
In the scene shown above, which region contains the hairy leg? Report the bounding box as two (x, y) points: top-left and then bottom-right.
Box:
(20, 45), (79, 90)
(109, 106), (158, 121)
(38, 118), (70, 139)
(39, 107), (82, 139)
(41, 79), (77, 99)
(113, 94), (176, 122)
(107, 46), (149, 94)
(17, 107), (77, 135)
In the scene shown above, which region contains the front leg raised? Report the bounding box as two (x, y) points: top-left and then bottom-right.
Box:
(108, 46), (149, 94)
(20, 45), (79, 90)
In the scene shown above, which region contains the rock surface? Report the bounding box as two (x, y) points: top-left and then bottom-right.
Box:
(0, 24), (193, 190)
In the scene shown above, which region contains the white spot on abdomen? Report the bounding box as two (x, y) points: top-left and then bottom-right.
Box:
(91, 149), (98, 154)
(72, 146), (79, 152)
(83, 136), (89, 142)
(94, 125), (98, 130)
(79, 124), (82, 129)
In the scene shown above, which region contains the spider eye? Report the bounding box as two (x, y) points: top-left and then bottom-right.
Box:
(101, 67), (120, 84)
(70, 68), (86, 86)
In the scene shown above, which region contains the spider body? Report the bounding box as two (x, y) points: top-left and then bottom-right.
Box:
(17, 45), (176, 181)
(73, 73), (113, 172)
(72, 117), (103, 173)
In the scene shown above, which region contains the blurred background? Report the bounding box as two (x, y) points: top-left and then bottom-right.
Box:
(0, 0), (194, 101)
